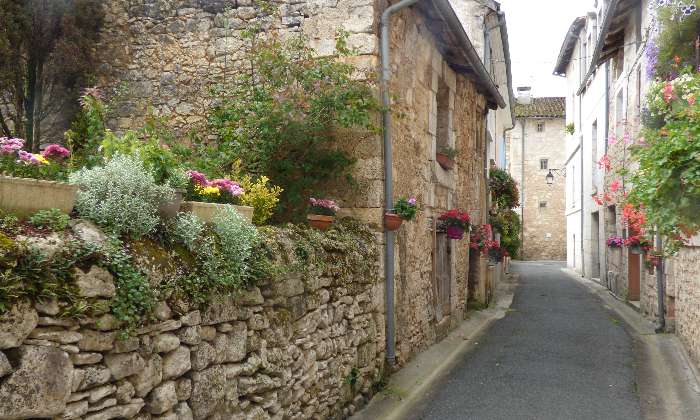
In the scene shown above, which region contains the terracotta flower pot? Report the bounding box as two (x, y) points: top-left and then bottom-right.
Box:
(0, 175), (77, 218)
(180, 201), (254, 223)
(384, 213), (403, 231)
(158, 189), (185, 219)
(307, 214), (334, 231)
(436, 153), (455, 170)
(446, 225), (464, 240)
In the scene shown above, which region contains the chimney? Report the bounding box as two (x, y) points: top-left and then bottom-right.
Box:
(516, 86), (532, 105)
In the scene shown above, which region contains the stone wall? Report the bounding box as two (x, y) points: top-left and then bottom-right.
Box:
(642, 247), (700, 367)
(0, 223), (383, 420)
(96, 0), (377, 136)
(508, 117), (567, 260)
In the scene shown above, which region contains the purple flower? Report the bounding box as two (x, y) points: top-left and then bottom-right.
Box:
(309, 198), (340, 212)
(407, 197), (417, 205)
(41, 144), (70, 159)
(646, 37), (659, 79)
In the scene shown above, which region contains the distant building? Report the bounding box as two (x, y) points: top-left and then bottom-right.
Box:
(507, 95), (567, 260)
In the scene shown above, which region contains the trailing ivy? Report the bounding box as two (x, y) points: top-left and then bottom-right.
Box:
(489, 168), (520, 210)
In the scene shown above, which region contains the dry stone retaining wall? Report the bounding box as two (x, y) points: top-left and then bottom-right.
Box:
(0, 225), (383, 420)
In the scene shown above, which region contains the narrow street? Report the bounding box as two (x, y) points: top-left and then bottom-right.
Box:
(408, 261), (641, 420)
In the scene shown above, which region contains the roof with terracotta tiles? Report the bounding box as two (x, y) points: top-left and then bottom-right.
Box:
(514, 97), (566, 118)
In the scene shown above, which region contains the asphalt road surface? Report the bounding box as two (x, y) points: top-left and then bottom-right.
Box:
(407, 261), (641, 420)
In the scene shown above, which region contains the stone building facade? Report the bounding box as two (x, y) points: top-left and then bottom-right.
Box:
(88, 0), (513, 368)
(557, 0), (700, 369)
(507, 97), (567, 261)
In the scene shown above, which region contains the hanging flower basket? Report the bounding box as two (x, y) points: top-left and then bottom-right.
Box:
(446, 225), (465, 240)
(436, 153), (455, 170)
(0, 175), (77, 218)
(384, 213), (403, 231)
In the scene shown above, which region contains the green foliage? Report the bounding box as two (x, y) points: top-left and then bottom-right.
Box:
(65, 91), (108, 169)
(0, 238), (95, 316)
(28, 209), (70, 231)
(565, 123), (575, 135)
(393, 197), (417, 221)
(100, 238), (155, 335)
(238, 175), (283, 225)
(69, 154), (174, 238)
(489, 168), (520, 209)
(489, 209), (521, 258)
(653, 4), (700, 79)
(208, 32), (380, 221)
(168, 213), (206, 250)
(629, 72), (700, 252)
(0, 210), (19, 235)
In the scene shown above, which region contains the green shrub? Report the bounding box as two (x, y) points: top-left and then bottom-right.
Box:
(168, 213), (206, 250)
(489, 168), (520, 209)
(28, 209), (70, 231)
(208, 32), (380, 221)
(69, 154), (174, 238)
(490, 209), (521, 258)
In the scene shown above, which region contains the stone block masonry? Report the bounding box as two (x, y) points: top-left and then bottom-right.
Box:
(0, 224), (383, 419)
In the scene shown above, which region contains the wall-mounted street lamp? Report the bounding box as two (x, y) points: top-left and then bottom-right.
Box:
(545, 168), (566, 186)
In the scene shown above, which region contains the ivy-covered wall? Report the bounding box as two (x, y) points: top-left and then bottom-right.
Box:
(0, 219), (383, 419)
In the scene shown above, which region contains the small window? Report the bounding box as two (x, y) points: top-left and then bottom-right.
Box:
(540, 159), (549, 170)
(539, 201), (548, 208)
(537, 122), (545, 132)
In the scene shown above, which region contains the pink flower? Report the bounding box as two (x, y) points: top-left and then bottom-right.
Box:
(309, 198), (340, 212)
(210, 179), (244, 197)
(688, 94), (696, 106)
(0, 137), (24, 155)
(597, 155), (611, 172)
(407, 197), (417, 205)
(41, 144), (70, 159)
(186, 170), (209, 186)
(610, 180), (621, 193)
(663, 82), (674, 103)
(608, 134), (617, 146)
(623, 131), (632, 145)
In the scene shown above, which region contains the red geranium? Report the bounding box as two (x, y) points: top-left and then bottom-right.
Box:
(439, 209), (470, 229)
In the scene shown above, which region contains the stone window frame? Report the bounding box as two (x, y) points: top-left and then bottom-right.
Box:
(536, 121), (545, 132)
(539, 201), (548, 209)
(540, 158), (549, 170)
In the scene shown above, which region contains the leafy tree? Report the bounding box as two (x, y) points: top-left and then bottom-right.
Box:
(0, 0), (104, 151)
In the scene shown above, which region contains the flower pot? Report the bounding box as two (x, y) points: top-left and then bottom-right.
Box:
(446, 225), (464, 240)
(0, 175), (77, 218)
(180, 201), (254, 223)
(384, 213), (403, 231)
(158, 189), (185, 219)
(436, 153), (455, 170)
(307, 214), (334, 231)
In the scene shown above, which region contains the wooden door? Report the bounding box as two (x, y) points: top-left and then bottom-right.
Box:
(435, 233), (452, 320)
(628, 253), (640, 301)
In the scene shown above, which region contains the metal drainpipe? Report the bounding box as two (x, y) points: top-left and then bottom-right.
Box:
(579, 36), (585, 278)
(603, 61), (610, 288)
(380, 0), (419, 367)
(520, 120), (525, 251)
(655, 233), (666, 332)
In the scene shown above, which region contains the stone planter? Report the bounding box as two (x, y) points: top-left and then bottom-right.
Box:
(436, 153), (455, 170)
(446, 225), (464, 240)
(307, 214), (334, 231)
(180, 201), (253, 223)
(0, 175), (77, 218)
(158, 189), (185, 220)
(384, 213), (403, 231)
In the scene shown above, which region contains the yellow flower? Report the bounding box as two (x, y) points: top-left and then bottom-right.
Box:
(195, 185), (221, 197)
(34, 154), (49, 165)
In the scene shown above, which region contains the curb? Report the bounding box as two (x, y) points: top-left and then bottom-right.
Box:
(351, 278), (517, 420)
